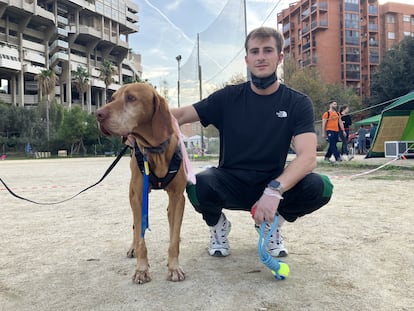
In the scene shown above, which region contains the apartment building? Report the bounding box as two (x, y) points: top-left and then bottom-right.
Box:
(0, 0), (141, 112)
(278, 0), (381, 98)
(380, 2), (414, 52)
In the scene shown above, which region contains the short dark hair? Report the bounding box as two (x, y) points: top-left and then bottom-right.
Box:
(245, 27), (284, 55)
(328, 100), (336, 105)
(339, 105), (348, 113)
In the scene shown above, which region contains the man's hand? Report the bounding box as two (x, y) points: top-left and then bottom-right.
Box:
(251, 191), (281, 225)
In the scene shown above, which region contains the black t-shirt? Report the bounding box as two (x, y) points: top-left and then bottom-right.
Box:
(194, 82), (315, 175)
(341, 114), (352, 129)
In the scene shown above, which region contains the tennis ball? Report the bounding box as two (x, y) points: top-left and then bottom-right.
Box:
(272, 262), (290, 280)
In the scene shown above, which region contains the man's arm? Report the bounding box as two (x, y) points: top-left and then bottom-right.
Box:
(171, 106), (200, 125)
(252, 132), (317, 224)
(321, 116), (327, 138)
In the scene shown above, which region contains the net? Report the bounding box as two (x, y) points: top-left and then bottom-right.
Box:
(178, 0), (247, 107)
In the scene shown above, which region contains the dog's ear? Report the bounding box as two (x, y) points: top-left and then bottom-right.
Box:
(151, 92), (174, 146)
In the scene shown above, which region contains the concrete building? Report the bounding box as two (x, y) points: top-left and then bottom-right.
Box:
(277, 0), (413, 99)
(0, 0), (141, 112)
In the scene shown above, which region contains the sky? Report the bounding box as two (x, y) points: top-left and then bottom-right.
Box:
(129, 0), (413, 106)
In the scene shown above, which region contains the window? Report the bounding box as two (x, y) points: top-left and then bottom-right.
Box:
(403, 15), (410, 23)
(404, 31), (411, 37)
(412, 17), (414, 25)
(345, 13), (359, 29)
(386, 14), (395, 23)
(388, 32), (395, 39)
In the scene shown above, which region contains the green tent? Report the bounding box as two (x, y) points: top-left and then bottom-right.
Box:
(367, 91), (414, 157)
(354, 114), (381, 127)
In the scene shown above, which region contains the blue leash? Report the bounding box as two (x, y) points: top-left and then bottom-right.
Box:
(257, 216), (289, 280)
(141, 154), (150, 238)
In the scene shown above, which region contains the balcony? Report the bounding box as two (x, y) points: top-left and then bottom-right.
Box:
(0, 54), (21, 71)
(23, 63), (43, 74)
(49, 52), (68, 67)
(311, 20), (328, 30)
(369, 39), (378, 46)
(369, 56), (379, 64)
(368, 5), (378, 15)
(368, 24), (378, 31)
(345, 71), (360, 80)
(284, 38), (291, 48)
(79, 25), (101, 38)
(57, 15), (68, 26)
(283, 23), (291, 33)
(23, 50), (46, 65)
(49, 40), (68, 54)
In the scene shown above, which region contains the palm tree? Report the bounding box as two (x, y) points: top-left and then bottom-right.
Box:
(72, 65), (89, 112)
(99, 60), (117, 106)
(35, 68), (58, 141)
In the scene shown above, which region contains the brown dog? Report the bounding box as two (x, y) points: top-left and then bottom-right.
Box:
(96, 83), (187, 284)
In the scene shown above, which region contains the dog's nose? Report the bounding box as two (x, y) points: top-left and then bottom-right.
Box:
(96, 109), (107, 122)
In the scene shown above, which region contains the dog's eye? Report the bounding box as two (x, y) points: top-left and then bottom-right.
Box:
(126, 95), (135, 102)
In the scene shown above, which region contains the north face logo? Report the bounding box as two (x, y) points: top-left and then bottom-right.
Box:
(276, 111), (287, 118)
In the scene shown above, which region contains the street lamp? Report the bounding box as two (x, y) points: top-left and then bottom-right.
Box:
(176, 55), (182, 108)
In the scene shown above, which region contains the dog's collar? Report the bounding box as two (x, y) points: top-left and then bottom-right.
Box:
(142, 137), (171, 154)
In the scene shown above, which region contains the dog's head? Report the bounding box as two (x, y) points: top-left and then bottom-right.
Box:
(96, 83), (173, 147)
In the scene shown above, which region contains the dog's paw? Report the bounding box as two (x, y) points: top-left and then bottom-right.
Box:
(126, 247), (136, 258)
(132, 269), (151, 284)
(167, 267), (186, 282)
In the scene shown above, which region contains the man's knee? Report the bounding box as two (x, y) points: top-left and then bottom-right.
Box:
(186, 182), (200, 208)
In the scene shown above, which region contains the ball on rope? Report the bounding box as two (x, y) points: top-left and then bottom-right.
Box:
(271, 262), (290, 280)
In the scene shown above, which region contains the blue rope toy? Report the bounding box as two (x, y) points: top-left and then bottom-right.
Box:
(257, 216), (290, 280)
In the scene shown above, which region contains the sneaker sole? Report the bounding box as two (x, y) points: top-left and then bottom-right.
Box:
(269, 250), (288, 258)
(208, 249), (230, 257)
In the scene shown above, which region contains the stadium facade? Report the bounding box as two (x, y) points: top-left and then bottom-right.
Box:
(0, 0), (141, 112)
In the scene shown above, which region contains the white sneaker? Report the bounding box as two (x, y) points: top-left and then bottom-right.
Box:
(208, 213), (231, 257)
(255, 219), (288, 258)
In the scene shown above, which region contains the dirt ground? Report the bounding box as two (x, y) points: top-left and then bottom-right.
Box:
(1, 156), (413, 311)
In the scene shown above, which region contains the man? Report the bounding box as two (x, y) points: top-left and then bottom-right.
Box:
(322, 101), (346, 162)
(172, 27), (333, 258)
(339, 105), (353, 161)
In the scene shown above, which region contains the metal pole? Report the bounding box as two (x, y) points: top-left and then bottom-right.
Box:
(176, 55), (182, 108)
(197, 33), (204, 157)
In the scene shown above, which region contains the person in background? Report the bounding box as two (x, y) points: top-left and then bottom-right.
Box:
(172, 26), (333, 259)
(369, 123), (377, 140)
(357, 125), (367, 154)
(338, 105), (353, 161)
(322, 101), (346, 162)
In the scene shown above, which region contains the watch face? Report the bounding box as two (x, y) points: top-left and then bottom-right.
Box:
(269, 180), (281, 189)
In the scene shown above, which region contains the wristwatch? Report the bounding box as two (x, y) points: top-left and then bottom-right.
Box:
(267, 180), (284, 195)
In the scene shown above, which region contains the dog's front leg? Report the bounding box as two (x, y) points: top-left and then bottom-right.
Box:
(166, 191), (186, 282)
(129, 161), (151, 284)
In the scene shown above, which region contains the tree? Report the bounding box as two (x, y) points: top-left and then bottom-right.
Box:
(99, 60), (117, 106)
(35, 68), (59, 141)
(58, 106), (98, 156)
(370, 36), (414, 104)
(72, 65), (90, 112)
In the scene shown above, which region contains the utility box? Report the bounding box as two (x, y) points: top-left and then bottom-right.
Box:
(384, 141), (414, 158)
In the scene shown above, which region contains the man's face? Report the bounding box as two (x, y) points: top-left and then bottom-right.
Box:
(330, 102), (338, 110)
(245, 37), (283, 78)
